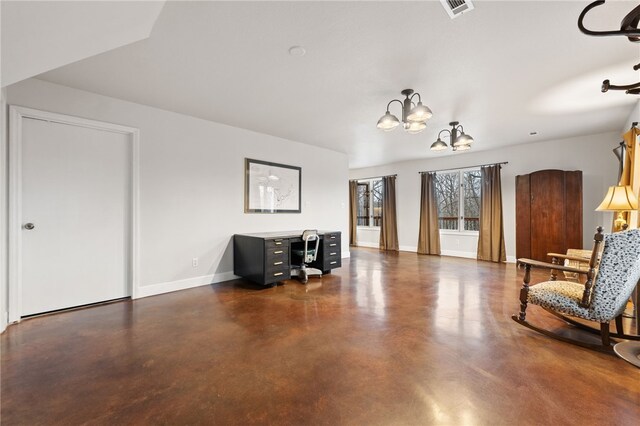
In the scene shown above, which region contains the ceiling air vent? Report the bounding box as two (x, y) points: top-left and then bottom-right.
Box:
(440, 0), (474, 19)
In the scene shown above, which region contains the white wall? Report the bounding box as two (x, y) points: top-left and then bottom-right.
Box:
(350, 132), (621, 261)
(4, 78), (349, 307)
(623, 100), (639, 130)
(1, 87), (7, 332)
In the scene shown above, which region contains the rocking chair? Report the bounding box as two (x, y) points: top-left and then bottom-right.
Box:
(512, 227), (640, 352)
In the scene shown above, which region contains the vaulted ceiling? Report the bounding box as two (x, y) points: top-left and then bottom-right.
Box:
(11, 1), (640, 168)
(1, 1), (165, 87)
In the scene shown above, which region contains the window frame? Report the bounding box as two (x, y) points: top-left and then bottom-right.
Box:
(356, 178), (383, 229)
(436, 167), (481, 236)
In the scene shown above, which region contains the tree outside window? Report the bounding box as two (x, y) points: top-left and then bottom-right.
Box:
(435, 169), (480, 232)
(357, 183), (370, 226)
(356, 178), (383, 227)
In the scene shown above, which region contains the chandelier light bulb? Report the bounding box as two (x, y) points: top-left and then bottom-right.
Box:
(404, 120), (427, 134)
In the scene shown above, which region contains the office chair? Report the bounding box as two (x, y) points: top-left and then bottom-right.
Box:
(291, 230), (323, 284)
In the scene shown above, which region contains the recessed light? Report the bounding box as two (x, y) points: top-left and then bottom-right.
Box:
(529, 131), (538, 136)
(288, 45), (306, 57)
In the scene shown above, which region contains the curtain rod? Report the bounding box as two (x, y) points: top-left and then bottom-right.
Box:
(350, 174), (397, 181)
(418, 161), (508, 174)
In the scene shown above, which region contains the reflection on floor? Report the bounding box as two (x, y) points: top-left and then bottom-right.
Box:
(2, 248), (639, 424)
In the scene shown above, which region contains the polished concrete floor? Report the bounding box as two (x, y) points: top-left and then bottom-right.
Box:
(2, 248), (639, 425)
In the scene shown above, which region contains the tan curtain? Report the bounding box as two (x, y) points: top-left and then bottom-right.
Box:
(417, 172), (441, 255)
(618, 127), (639, 227)
(477, 165), (506, 262)
(379, 176), (399, 251)
(349, 180), (358, 246)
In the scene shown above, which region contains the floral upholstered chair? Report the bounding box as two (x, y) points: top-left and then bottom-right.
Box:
(513, 227), (640, 351)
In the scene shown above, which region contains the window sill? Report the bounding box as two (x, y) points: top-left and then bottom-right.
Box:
(357, 226), (381, 230)
(439, 230), (479, 236)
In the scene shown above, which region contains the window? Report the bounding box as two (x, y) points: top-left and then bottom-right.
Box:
(435, 169), (481, 232)
(357, 178), (383, 227)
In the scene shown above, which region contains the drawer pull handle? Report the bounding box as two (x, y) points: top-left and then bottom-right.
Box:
(274, 241), (282, 245)
(330, 236), (336, 239)
(329, 252), (337, 256)
(329, 243), (337, 247)
(330, 261), (337, 265)
(274, 261), (283, 265)
(273, 272), (284, 277)
(274, 250), (283, 254)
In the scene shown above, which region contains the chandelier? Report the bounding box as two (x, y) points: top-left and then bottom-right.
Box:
(376, 89), (433, 134)
(430, 121), (474, 152)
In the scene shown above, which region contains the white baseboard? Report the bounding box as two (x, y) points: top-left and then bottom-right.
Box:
(340, 245), (516, 263)
(137, 271), (239, 299)
(440, 250), (517, 263)
(342, 251), (350, 259)
(440, 249), (477, 259)
(356, 242), (379, 248)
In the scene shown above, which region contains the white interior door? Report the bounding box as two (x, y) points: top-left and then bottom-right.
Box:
(21, 117), (131, 316)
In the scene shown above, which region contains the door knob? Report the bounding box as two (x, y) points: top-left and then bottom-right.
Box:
(24, 223), (35, 230)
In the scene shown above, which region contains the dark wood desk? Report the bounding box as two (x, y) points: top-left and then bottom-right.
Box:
(233, 231), (342, 285)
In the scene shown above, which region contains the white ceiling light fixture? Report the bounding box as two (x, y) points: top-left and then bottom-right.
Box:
(431, 121), (474, 152)
(288, 45), (306, 57)
(376, 89), (433, 134)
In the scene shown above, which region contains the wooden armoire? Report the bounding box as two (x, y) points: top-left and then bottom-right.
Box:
(515, 170), (583, 262)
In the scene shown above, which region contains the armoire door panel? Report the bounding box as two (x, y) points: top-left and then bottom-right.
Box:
(564, 171), (584, 249)
(530, 170), (566, 261)
(515, 175), (531, 260)
(516, 169), (583, 262)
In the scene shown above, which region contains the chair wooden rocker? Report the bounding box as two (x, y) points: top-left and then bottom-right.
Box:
(513, 227), (640, 352)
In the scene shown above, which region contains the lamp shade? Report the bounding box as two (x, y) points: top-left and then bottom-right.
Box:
(407, 102), (433, 122)
(454, 133), (474, 147)
(377, 111), (400, 131)
(430, 138), (448, 151)
(596, 185), (639, 211)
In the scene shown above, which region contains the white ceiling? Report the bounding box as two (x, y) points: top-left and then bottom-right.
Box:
(1, 0), (165, 87)
(29, 1), (640, 168)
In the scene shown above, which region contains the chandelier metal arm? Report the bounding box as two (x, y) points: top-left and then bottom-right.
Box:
(578, 0), (640, 39)
(602, 79), (640, 93)
(385, 99), (404, 112)
(409, 93), (421, 104)
(437, 129), (452, 140)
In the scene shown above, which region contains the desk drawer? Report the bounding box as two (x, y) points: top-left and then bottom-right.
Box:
(265, 269), (291, 283)
(266, 247), (289, 260)
(266, 238), (288, 249)
(324, 240), (340, 251)
(324, 232), (341, 243)
(323, 257), (342, 270)
(266, 257), (290, 273)
(325, 248), (341, 259)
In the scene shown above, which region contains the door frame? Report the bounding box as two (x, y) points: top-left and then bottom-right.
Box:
(8, 105), (140, 322)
